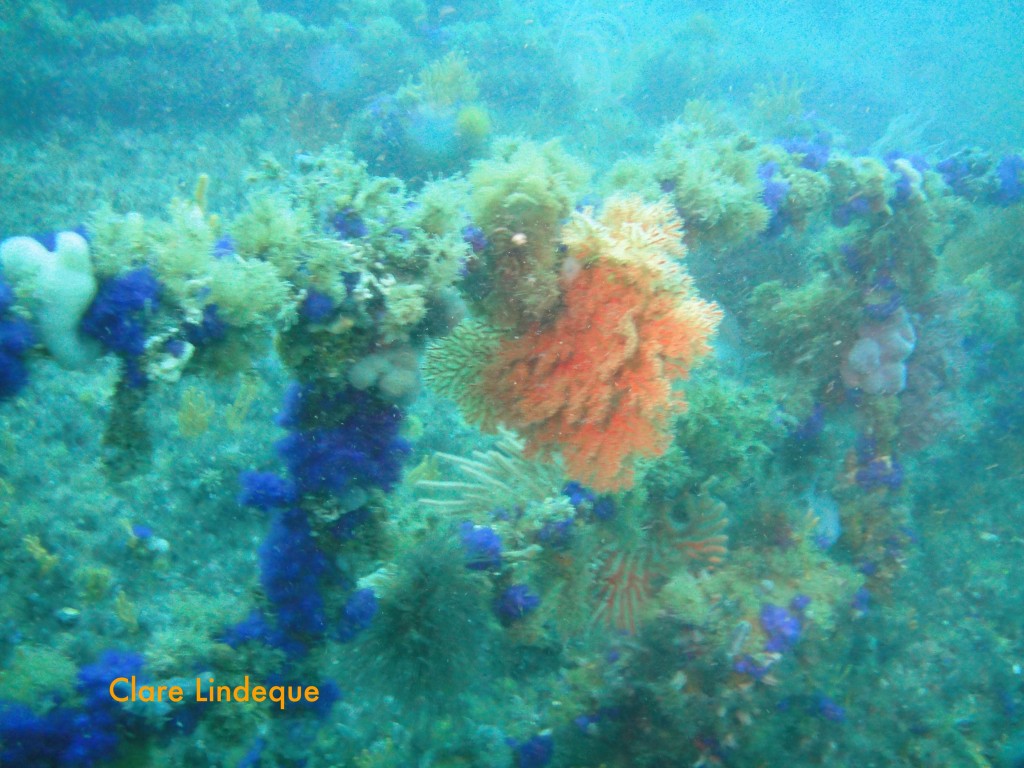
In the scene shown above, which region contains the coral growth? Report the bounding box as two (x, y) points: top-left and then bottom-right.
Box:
(423, 318), (505, 427)
(647, 117), (772, 246)
(479, 198), (721, 490)
(415, 431), (565, 518)
(466, 139), (590, 329)
(351, 52), (492, 178)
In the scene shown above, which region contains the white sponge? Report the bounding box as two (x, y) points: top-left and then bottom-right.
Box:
(0, 232), (100, 368)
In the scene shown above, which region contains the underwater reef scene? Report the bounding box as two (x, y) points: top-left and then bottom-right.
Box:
(2, 0), (1024, 766)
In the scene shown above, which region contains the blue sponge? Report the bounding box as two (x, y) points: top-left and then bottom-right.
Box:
(259, 509), (329, 654)
(0, 274), (35, 399)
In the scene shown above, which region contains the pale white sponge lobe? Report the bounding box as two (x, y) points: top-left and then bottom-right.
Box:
(0, 232), (101, 368)
(348, 346), (421, 405)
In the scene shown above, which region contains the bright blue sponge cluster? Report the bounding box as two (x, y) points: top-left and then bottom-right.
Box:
(238, 470), (297, 511)
(0, 274), (35, 400)
(276, 383), (410, 501)
(0, 650), (145, 766)
(80, 267), (162, 387)
(236, 382), (411, 657)
(337, 588), (379, 642)
(258, 508), (330, 654)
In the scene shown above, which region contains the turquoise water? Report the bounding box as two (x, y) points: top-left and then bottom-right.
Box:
(1, 1), (1022, 766)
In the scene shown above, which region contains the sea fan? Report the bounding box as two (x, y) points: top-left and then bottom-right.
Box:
(482, 257), (720, 491)
(593, 483), (729, 634)
(428, 196), (720, 491)
(674, 489), (729, 572)
(423, 318), (504, 428)
(593, 546), (655, 635)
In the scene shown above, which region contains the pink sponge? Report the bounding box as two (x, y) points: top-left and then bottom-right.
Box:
(841, 308), (916, 395)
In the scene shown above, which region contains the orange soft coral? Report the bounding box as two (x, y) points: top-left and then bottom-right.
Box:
(482, 249), (721, 491)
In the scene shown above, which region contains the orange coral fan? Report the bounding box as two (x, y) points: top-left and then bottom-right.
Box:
(481, 249), (721, 491)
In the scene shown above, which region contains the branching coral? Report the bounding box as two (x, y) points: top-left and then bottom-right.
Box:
(480, 263), (709, 490)
(423, 197), (720, 491)
(562, 195), (687, 278)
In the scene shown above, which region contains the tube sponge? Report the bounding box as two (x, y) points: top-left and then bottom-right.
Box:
(337, 588), (379, 642)
(0, 232), (99, 368)
(494, 584), (540, 625)
(0, 649), (145, 766)
(238, 471), (297, 511)
(259, 509), (329, 654)
(511, 733), (554, 768)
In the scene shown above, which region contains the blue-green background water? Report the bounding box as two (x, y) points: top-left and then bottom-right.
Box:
(0, 1), (1022, 766)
